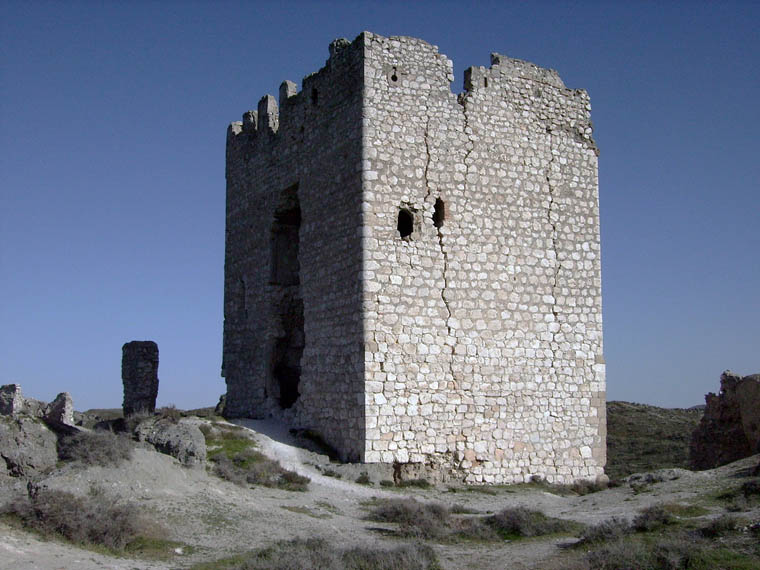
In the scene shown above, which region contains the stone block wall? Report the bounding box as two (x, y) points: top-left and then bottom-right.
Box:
(223, 38), (366, 459)
(223, 32), (605, 481)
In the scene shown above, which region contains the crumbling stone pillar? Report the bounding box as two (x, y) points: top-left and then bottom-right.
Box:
(122, 341), (159, 416)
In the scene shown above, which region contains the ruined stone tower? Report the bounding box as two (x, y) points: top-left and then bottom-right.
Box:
(223, 32), (605, 483)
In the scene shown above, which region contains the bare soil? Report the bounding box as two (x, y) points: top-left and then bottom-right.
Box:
(1, 417), (758, 570)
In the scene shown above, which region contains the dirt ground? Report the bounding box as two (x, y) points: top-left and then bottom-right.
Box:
(1, 418), (758, 570)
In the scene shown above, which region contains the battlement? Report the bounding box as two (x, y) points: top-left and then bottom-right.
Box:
(228, 32), (596, 165)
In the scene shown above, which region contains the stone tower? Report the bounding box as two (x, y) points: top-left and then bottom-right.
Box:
(223, 32), (605, 484)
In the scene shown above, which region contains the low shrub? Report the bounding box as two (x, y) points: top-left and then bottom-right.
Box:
(700, 514), (739, 537)
(396, 478), (432, 489)
(1, 487), (164, 551)
(570, 479), (608, 495)
(487, 507), (581, 538)
(57, 430), (133, 467)
(366, 498), (579, 542)
(194, 537), (440, 570)
(366, 498), (450, 539)
(632, 504), (674, 532)
(355, 472), (371, 485)
(322, 469), (341, 479)
(155, 405), (182, 423)
(577, 518), (632, 545)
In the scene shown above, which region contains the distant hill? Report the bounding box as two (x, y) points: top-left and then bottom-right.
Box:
(605, 401), (703, 480)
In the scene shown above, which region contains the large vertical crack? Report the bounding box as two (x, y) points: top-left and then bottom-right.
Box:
(545, 129), (561, 378)
(422, 111), (457, 387)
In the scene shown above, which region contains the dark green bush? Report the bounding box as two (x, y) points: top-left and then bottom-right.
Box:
(487, 506), (580, 538)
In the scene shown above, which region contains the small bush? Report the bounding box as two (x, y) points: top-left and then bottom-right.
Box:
(379, 479), (395, 487)
(1, 487), (164, 550)
(570, 479), (608, 495)
(366, 498), (576, 543)
(277, 470), (310, 492)
(355, 472), (371, 485)
(366, 498), (450, 539)
(322, 468), (341, 479)
(487, 507), (580, 538)
(397, 478), (432, 489)
(632, 504), (674, 532)
(200, 537), (440, 569)
(57, 430), (134, 467)
(342, 542), (440, 570)
(577, 518), (631, 545)
(584, 538), (656, 570)
(155, 405), (181, 423)
(700, 514), (739, 537)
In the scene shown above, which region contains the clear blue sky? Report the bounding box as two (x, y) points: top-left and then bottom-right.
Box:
(2, 1), (758, 411)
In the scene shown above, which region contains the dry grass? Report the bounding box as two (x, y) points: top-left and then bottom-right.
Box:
(365, 498), (580, 542)
(190, 537), (441, 570)
(1, 486), (165, 551)
(57, 430), (134, 467)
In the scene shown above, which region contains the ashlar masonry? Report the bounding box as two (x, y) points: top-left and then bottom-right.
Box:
(222, 32), (606, 484)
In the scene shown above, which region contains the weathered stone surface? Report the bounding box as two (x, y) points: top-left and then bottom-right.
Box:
(133, 418), (206, 467)
(0, 384), (24, 416)
(0, 416), (58, 477)
(44, 392), (75, 427)
(122, 341), (159, 416)
(690, 370), (760, 469)
(222, 32), (605, 483)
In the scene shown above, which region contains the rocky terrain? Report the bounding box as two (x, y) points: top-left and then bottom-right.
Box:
(1, 382), (759, 569)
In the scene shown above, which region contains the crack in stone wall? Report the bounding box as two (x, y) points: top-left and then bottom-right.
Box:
(545, 129), (561, 378)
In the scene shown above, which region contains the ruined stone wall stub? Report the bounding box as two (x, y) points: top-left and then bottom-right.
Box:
(122, 340), (159, 416)
(224, 32), (606, 482)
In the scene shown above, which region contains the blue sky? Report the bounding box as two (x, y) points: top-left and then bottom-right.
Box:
(2, 1), (758, 411)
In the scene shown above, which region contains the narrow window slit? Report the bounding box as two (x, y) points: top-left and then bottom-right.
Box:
(433, 198), (446, 228)
(397, 209), (413, 238)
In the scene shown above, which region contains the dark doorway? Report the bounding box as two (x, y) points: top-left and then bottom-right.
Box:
(270, 185), (304, 408)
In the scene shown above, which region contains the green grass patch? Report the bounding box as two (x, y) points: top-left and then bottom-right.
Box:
(202, 423), (309, 491)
